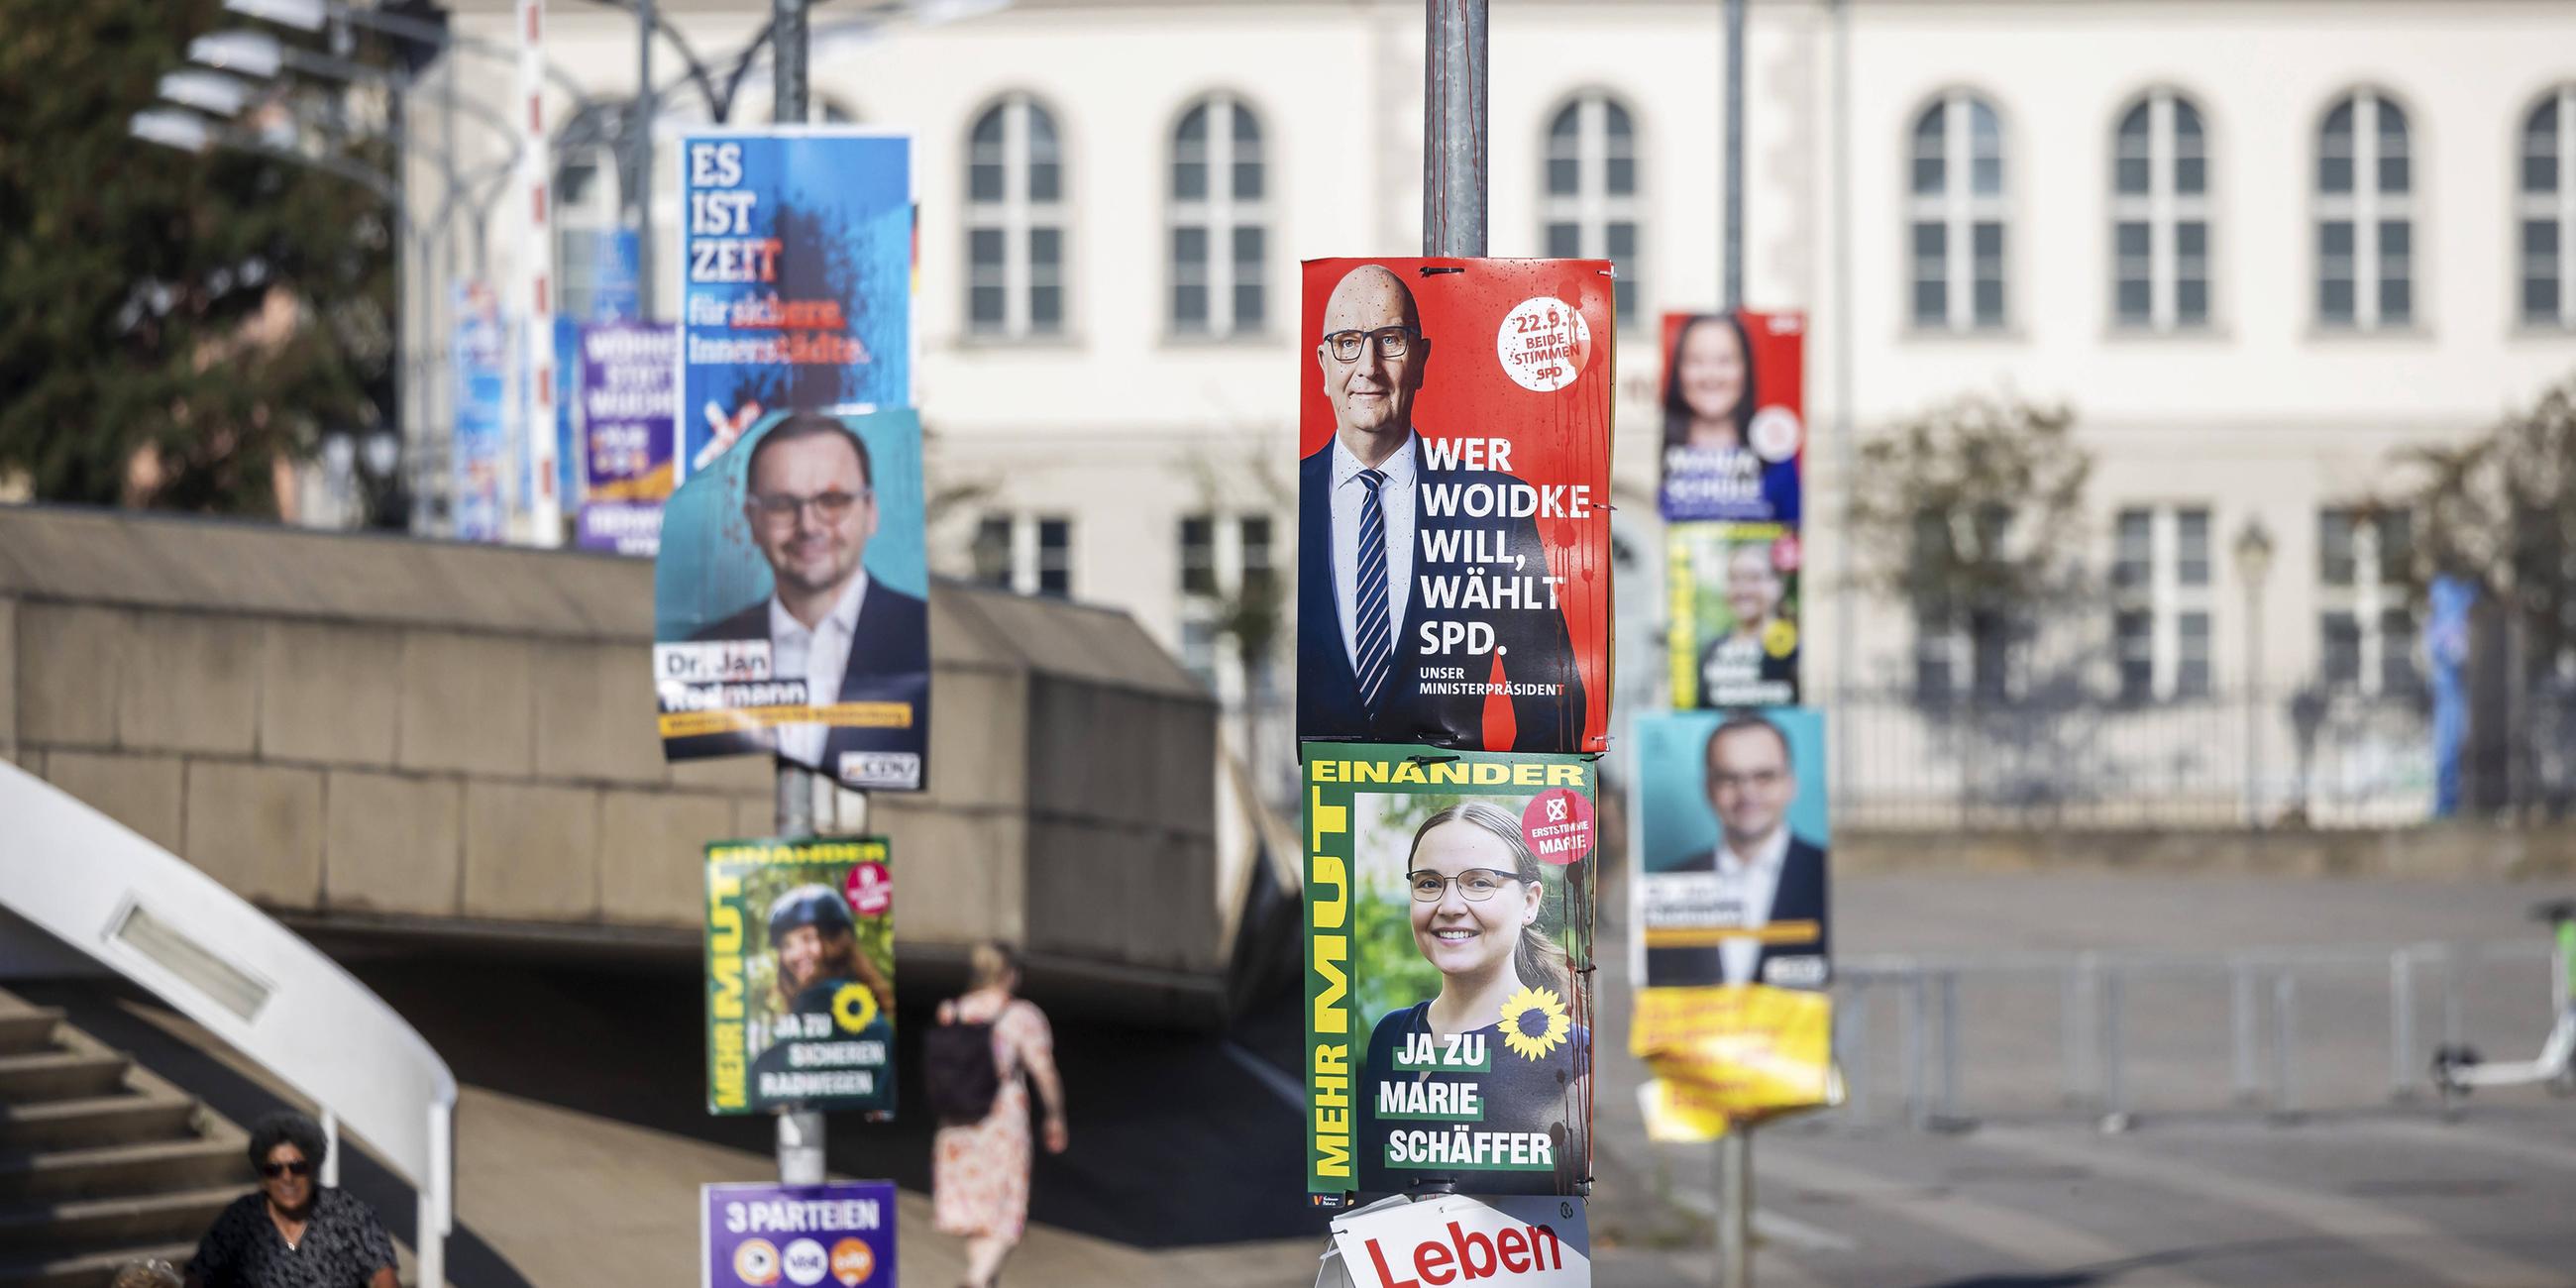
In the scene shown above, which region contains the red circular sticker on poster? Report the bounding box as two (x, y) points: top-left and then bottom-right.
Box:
(1521, 788), (1594, 865)
(844, 861), (892, 916)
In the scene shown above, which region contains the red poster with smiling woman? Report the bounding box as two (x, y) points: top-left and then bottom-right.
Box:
(1295, 258), (1614, 756)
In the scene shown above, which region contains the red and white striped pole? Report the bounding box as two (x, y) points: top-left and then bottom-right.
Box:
(515, 0), (562, 545)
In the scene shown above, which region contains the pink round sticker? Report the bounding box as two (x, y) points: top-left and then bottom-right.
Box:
(1521, 788), (1594, 865)
(844, 861), (893, 917)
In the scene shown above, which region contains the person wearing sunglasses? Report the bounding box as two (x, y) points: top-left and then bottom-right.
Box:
(184, 1111), (396, 1288)
(1297, 264), (1588, 754)
(1355, 802), (1588, 1197)
(675, 410), (931, 789)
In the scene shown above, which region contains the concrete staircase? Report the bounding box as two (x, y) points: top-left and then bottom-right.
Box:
(0, 992), (246, 1288)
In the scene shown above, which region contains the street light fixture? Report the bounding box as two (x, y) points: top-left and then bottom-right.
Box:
(129, 108), (216, 155)
(160, 70), (258, 117)
(188, 29), (286, 79)
(2233, 517), (2277, 828)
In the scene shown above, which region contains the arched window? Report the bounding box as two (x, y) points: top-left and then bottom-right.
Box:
(1542, 92), (1641, 325)
(2522, 86), (2576, 327)
(965, 93), (1065, 337)
(1169, 94), (1267, 337)
(2111, 89), (2211, 330)
(2317, 90), (2413, 329)
(1906, 91), (2006, 330)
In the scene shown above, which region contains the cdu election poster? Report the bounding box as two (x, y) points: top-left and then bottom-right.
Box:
(1668, 521), (1800, 708)
(1658, 310), (1804, 524)
(1629, 709), (1833, 1137)
(702, 1180), (896, 1288)
(1296, 259), (1614, 757)
(1301, 743), (1598, 1207)
(577, 321), (678, 556)
(652, 407), (930, 792)
(677, 129), (913, 483)
(704, 837), (898, 1118)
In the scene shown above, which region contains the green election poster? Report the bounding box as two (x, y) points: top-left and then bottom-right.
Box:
(704, 836), (897, 1117)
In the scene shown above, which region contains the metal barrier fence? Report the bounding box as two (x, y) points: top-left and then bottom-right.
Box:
(1835, 685), (2435, 829)
(1831, 938), (2565, 1129)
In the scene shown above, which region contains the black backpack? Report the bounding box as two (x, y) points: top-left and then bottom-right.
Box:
(923, 1017), (1004, 1125)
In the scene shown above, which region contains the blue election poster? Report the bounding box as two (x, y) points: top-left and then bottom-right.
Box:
(677, 129), (914, 482)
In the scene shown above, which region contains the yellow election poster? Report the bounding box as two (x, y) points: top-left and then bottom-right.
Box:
(1628, 709), (1835, 1140)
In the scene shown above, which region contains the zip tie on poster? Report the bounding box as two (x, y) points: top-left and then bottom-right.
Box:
(1404, 753), (1462, 767)
(1418, 266), (1465, 277)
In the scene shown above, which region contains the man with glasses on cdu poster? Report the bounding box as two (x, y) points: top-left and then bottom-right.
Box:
(1297, 264), (1585, 752)
(679, 410), (929, 785)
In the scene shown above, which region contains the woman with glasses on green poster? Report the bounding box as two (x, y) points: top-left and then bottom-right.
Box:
(1356, 801), (1589, 1196)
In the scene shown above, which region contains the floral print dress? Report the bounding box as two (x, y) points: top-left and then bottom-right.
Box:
(931, 994), (1052, 1239)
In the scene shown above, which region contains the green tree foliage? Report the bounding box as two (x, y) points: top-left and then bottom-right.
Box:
(1848, 394), (2094, 696)
(2396, 375), (2576, 665)
(0, 0), (392, 512)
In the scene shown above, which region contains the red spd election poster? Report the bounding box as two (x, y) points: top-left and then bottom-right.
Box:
(1295, 259), (1613, 756)
(1657, 309), (1804, 524)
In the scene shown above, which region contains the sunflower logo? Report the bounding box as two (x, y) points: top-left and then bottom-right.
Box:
(1762, 617), (1799, 659)
(1498, 986), (1571, 1061)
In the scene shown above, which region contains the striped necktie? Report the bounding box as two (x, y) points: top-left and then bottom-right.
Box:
(1354, 468), (1393, 714)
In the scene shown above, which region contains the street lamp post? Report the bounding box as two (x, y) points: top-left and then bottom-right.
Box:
(2234, 518), (2276, 828)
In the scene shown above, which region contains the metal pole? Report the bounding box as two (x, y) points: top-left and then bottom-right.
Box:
(2098, 969), (2128, 1132)
(2275, 973), (2304, 1113)
(773, 0), (807, 123)
(634, 0), (655, 313)
(1719, 1128), (1752, 1288)
(1828, 0), (1854, 785)
(1902, 972), (1928, 1129)
(2230, 961), (2259, 1104)
(2390, 949), (2417, 1101)
(2242, 583), (2262, 826)
(776, 759), (823, 1182)
(1721, 0), (1745, 308)
(1935, 971), (1960, 1125)
(1423, 0), (1487, 256)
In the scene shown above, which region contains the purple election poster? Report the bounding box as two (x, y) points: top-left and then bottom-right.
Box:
(577, 321), (678, 556)
(702, 1181), (896, 1288)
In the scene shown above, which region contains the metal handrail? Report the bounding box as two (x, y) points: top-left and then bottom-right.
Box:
(0, 762), (455, 1285)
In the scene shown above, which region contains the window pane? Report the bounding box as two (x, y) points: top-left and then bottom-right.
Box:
(2176, 221), (2208, 324)
(2178, 508), (2210, 586)
(1234, 227), (1266, 329)
(2115, 608), (2153, 701)
(2522, 99), (2559, 194)
(2115, 103), (2151, 195)
(971, 286), (1006, 329)
(1029, 162), (1060, 203)
(1173, 160), (1206, 200)
(1029, 287), (1061, 331)
(1546, 222), (1580, 258)
(2319, 99), (2354, 194)
(1172, 225), (1207, 268)
(1179, 515), (1216, 595)
(1548, 159), (1579, 195)
(1234, 281), (1264, 331)
(2376, 98), (2410, 194)
(1177, 105), (1207, 146)
(1036, 518), (1071, 597)
(1912, 221), (1946, 326)
(1912, 104), (1946, 195)
(2178, 611), (2211, 698)
(970, 227), (1006, 268)
(2381, 607), (2419, 692)
(2114, 221), (2151, 322)
(1173, 285), (1208, 328)
(2321, 612), (2362, 686)
(2377, 512), (2414, 584)
(2319, 508), (2357, 586)
(1234, 160), (1263, 201)
(2174, 97), (2206, 196)
(1606, 221), (1636, 262)
(2114, 509), (2151, 589)
(971, 516), (1012, 587)
(972, 108), (1005, 147)
(2379, 219), (2412, 323)
(970, 162), (1004, 203)
(1973, 222), (2005, 326)
(2523, 220), (2562, 322)
(2319, 219), (2355, 323)
(1030, 227), (1061, 268)
(1606, 156), (1636, 196)
(1970, 99), (2002, 195)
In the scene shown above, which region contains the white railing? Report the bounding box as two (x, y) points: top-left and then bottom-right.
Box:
(0, 761), (455, 1286)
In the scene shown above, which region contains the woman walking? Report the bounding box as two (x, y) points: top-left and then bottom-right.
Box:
(931, 942), (1066, 1288)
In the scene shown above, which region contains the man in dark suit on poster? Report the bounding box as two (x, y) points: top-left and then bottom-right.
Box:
(1297, 264), (1587, 751)
(1646, 712), (1829, 989)
(677, 411), (929, 787)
